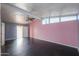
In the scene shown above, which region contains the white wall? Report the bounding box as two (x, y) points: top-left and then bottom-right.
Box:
(0, 4), (1, 55)
(0, 9), (1, 55)
(0, 18), (1, 55)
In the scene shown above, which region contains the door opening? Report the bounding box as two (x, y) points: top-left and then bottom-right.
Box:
(16, 25), (23, 46)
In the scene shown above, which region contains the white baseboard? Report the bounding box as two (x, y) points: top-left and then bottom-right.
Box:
(35, 38), (78, 49)
(6, 37), (79, 50)
(6, 38), (17, 40)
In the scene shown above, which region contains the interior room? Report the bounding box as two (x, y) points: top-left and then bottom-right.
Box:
(0, 3), (79, 56)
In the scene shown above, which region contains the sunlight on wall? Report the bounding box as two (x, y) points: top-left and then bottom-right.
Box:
(16, 14), (24, 23)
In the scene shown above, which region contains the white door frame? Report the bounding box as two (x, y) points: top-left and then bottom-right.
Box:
(1, 22), (5, 46)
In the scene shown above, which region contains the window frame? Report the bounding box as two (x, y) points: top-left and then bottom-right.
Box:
(49, 17), (60, 23)
(42, 17), (50, 24)
(60, 15), (76, 22)
(77, 14), (79, 20)
(42, 14), (77, 24)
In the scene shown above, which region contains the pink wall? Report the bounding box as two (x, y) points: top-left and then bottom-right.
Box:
(77, 21), (79, 48)
(30, 20), (79, 48)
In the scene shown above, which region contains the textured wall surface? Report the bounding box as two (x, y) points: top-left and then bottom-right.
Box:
(30, 20), (78, 48)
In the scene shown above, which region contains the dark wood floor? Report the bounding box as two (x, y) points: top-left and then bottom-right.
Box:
(1, 38), (79, 56)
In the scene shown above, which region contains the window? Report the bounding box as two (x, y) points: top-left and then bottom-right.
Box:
(42, 15), (77, 24)
(78, 15), (79, 20)
(50, 17), (59, 23)
(61, 15), (76, 22)
(42, 19), (46, 24)
(42, 18), (49, 24)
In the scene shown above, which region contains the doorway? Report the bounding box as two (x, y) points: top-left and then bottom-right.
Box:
(17, 25), (23, 39)
(16, 25), (28, 46)
(16, 25), (28, 39)
(23, 26), (28, 38)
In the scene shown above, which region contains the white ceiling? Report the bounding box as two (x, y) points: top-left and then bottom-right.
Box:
(12, 3), (33, 12)
(1, 3), (79, 24)
(12, 3), (79, 18)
